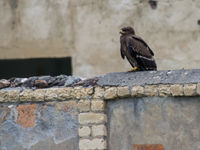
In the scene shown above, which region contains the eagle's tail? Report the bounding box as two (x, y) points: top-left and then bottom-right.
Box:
(136, 56), (157, 71)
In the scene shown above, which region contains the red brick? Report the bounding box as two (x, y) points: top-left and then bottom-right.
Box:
(133, 144), (164, 150)
(16, 104), (38, 128)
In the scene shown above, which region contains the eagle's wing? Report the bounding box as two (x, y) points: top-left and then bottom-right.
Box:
(126, 36), (153, 58)
(125, 35), (157, 70)
(120, 42), (125, 59)
(132, 35), (154, 56)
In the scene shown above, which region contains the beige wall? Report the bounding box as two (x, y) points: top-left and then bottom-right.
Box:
(1, 0), (200, 77)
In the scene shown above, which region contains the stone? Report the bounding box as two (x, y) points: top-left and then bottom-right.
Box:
(91, 100), (105, 112)
(104, 87), (117, 100)
(0, 89), (20, 102)
(71, 86), (82, 99)
(22, 77), (38, 87)
(183, 84), (196, 96)
(34, 79), (48, 88)
(158, 84), (171, 97)
(0, 105), (10, 124)
(0, 79), (10, 89)
(81, 87), (94, 98)
(78, 126), (91, 137)
(19, 89), (45, 102)
(73, 77), (98, 87)
(144, 85), (158, 97)
(170, 84), (183, 96)
(78, 113), (107, 125)
(131, 86), (144, 97)
(19, 89), (33, 101)
(197, 83), (200, 95)
(93, 87), (105, 99)
(31, 89), (46, 101)
(79, 138), (106, 150)
(16, 104), (38, 128)
(56, 88), (72, 100)
(78, 100), (90, 112)
(64, 75), (81, 86)
(117, 86), (130, 98)
(92, 125), (107, 137)
(44, 88), (58, 101)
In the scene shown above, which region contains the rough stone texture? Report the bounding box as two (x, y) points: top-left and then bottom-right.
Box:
(131, 86), (144, 97)
(144, 85), (158, 97)
(56, 87), (72, 100)
(0, 79), (10, 89)
(43, 87), (72, 101)
(0, 105), (10, 124)
(71, 87), (93, 99)
(158, 85), (171, 97)
(19, 89), (33, 101)
(92, 125), (107, 137)
(170, 84), (183, 96)
(3, 76), (81, 89)
(71, 86), (83, 99)
(93, 87), (105, 99)
(1, 1), (200, 77)
(0, 89), (20, 102)
(16, 104), (38, 128)
(98, 70), (200, 87)
(79, 138), (106, 150)
(79, 113), (107, 125)
(91, 100), (105, 112)
(34, 79), (48, 88)
(183, 84), (197, 96)
(117, 86), (130, 98)
(0, 102), (78, 150)
(107, 97), (200, 150)
(197, 83), (200, 95)
(79, 126), (91, 137)
(104, 87), (117, 100)
(78, 100), (90, 112)
(31, 89), (46, 101)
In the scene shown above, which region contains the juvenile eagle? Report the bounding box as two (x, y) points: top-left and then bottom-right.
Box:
(120, 26), (157, 71)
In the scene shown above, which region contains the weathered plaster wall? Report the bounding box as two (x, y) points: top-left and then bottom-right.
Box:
(0, 101), (78, 150)
(107, 97), (200, 150)
(0, 0), (200, 77)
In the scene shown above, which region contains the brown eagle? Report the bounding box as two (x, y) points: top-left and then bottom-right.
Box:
(120, 26), (157, 71)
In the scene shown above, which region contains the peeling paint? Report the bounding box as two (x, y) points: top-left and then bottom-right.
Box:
(0, 102), (78, 150)
(16, 104), (38, 128)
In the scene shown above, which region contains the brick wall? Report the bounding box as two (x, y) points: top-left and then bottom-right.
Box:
(1, 70), (200, 150)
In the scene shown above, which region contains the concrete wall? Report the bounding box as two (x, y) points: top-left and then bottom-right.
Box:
(0, 0), (200, 77)
(0, 101), (78, 150)
(107, 97), (200, 150)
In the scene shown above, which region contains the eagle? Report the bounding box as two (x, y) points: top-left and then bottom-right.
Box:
(120, 26), (157, 71)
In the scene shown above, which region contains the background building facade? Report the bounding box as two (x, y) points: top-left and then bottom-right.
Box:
(0, 0), (200, 77)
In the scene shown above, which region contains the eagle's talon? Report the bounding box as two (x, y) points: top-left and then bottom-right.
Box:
(129, 67), (138, 72)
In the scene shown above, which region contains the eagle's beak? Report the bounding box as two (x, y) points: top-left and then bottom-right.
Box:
(120, 30), (125, 34)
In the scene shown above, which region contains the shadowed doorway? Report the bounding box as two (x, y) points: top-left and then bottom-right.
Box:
(0, 57), (72, 79)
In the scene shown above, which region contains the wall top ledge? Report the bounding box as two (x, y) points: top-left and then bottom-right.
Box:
(1, 69), (200, 90)
(1, 69), (200, 102)
(97, 69), (200, 87)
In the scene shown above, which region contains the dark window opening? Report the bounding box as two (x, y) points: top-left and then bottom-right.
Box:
(0, 57), (72, 79)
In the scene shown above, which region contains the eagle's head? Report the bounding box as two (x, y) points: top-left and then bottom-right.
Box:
(120, 26), (135, 35)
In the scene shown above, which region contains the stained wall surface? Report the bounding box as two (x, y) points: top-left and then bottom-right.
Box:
(0, 101), (78, 150)
(1, 0), (200, 77)
(107, 97), (200, 150)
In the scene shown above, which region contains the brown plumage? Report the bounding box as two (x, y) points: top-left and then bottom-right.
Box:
(120, 26), (157, 71)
